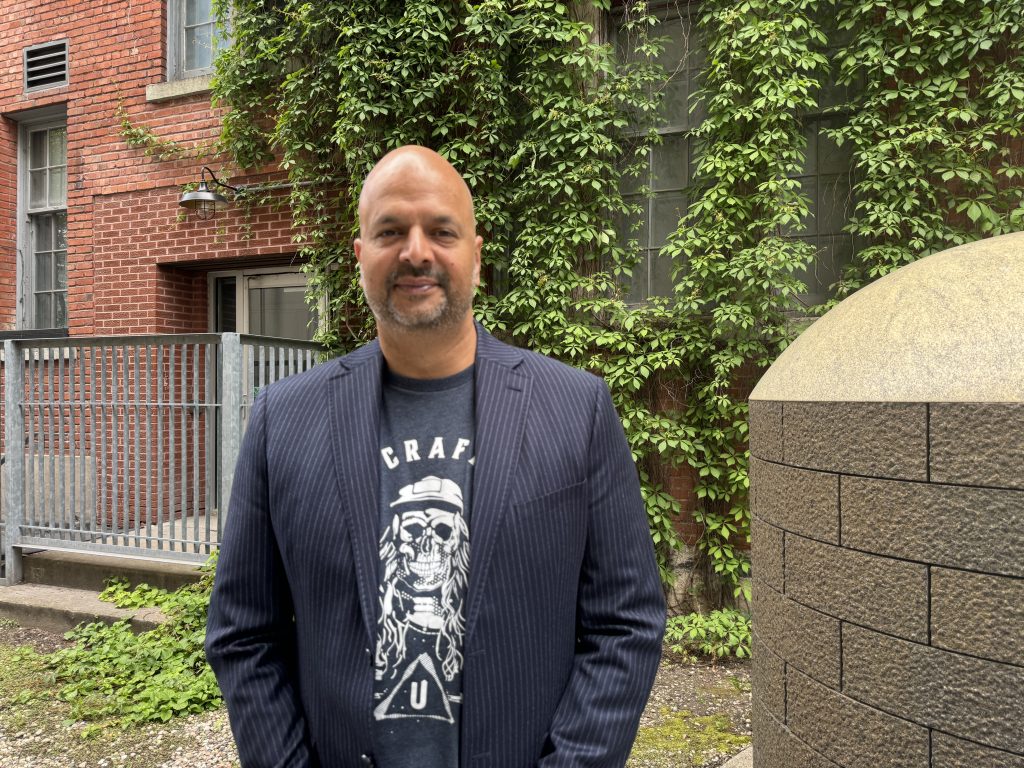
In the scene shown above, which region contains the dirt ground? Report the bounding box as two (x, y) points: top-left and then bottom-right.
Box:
(0, 619), (750, 768)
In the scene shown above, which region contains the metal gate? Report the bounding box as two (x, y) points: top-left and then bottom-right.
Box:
(1, 333), (323, 584)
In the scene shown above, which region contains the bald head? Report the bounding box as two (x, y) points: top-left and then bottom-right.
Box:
(352, 145), (483, 359)
(358, 146), (476, 236)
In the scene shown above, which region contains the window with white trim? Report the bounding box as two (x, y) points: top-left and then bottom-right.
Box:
(169, 0), (227, 80)
(209, 267), (320, 341)
(20, 120), (68, 329)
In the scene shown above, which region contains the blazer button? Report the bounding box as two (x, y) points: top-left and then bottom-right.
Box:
(359, 754), (375, 767)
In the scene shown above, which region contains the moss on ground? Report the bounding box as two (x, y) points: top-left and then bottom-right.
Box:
(628, 708), (750, 768)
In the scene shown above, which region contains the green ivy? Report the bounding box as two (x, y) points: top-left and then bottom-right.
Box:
(827, 0), (1024, 299)
(665, 609), (752, 660)
(39, 557), (221, 732)
(649, 0), (829, 601)
(211, 0), (692, 580)
(209, 0), (1024, 606)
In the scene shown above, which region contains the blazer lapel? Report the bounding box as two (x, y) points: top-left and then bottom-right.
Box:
(327, 341), (383, 646)
(466, 328), (531, 639)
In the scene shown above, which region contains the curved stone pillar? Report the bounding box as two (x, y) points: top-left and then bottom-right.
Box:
(748, 233), (1024, 768)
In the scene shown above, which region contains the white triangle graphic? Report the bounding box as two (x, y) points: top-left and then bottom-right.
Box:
(373, 653), (454, 723)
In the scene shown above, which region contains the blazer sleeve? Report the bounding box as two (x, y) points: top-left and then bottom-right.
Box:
(205, 391), (318, 768)
(538, 380), (666, 767)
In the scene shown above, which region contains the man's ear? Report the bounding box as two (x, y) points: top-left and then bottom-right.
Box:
(473, 235), (482, 286)
(354, 239), (364, 284)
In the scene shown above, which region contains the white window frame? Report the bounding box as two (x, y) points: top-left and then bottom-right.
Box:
(208, 266), (325, 340)
(167, 0), (227, 81)
(16, 106), (68, 331)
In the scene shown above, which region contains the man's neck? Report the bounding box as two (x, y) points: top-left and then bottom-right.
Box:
(377, 318), (478, 379)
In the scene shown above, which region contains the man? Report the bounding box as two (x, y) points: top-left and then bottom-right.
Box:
(206, 146), (665, 768)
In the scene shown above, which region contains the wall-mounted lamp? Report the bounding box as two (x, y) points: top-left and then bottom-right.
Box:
(178, 166), (239, 219)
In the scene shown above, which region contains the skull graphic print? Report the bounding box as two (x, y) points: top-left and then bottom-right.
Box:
(374, 476), (469, 723)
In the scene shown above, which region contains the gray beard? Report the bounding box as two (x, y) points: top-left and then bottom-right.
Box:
(364, 271), (472, 331)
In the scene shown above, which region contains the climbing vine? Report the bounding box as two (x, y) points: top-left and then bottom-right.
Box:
(827, 0), (1024, 299)
(655, 0), (828, 602)
(212, 0), (693, 580)
(210, 0), (1024, 604)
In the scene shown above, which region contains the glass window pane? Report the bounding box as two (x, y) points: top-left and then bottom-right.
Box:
(216, 277), (237, 332)
(186, 23), (214, 71)
(652, 134), (689, 192)
(818, 174), (853, 236)
(186, 0), (212, 26)
(33, 215), (53, 252)
(55, 292), (67, 328)
(29, 130), (47, 169)
(55, 212), (67, 249)
(660, 78), (690, 131)
(649, 251), (676, 297)
(652, 193), (687, 247)
(48, 127), (67, 166)
(248, 285), (316, 341)
(800, 124), (818, 175)
(212, 25), (227, 55)
(616, 196), (650, 250)
(35, 293), (52, 328)
(624, 251), (653, 304)
(48, 166), (66, 207)
(655, 16), (695, 72)
(800, 177), (818, 234)
(620, 163), (645, 196)
(29, 170), (47, 208)
(56, 252), (67, 289)
(799, 236), (853, 303)
(687, 83), (707, 128)
(818, 123), (852, 175)
(36, 251), (53, 291)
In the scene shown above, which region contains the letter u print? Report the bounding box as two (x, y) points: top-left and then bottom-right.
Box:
(410, 680), (428, 710)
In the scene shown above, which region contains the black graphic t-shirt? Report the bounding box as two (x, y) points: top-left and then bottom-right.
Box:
(372, 364), (474, 768)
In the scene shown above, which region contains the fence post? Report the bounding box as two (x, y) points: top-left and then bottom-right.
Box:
(3, 341), (24, 585)
(219, 333), (243, 528)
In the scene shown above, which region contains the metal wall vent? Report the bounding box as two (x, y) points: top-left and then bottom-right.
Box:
(24, 41), (69, 92)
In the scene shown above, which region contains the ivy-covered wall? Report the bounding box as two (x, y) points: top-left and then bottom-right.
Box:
(211, 0), (1024, 607)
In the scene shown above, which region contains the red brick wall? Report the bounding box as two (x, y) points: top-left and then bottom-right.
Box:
(0, 0), (301, 336)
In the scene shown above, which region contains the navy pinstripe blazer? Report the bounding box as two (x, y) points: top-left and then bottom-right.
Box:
(206, 325), (665, 768)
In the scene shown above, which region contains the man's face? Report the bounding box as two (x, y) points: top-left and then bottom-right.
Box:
(354, 160), (482, 332)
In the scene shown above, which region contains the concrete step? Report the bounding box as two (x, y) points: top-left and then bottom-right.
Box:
(723, 747), (753, 768)
(0, 583), (166, 635)
(21, 549), (204, 592)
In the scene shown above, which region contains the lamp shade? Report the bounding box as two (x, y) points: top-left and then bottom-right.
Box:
(179, 181), (229, 219)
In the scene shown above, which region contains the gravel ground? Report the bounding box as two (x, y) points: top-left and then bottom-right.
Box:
(0, 619), (749, 768)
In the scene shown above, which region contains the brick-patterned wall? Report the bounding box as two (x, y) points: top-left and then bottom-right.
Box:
(749, 400), (1024, 768)
(0, 0), (300, 337)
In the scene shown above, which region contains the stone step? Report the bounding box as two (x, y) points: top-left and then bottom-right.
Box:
(723, 746), (753, 768)
(0, 582), (166, 635)
(20, 549), (204, 592)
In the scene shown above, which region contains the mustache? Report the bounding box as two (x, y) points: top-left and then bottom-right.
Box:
(388, 265), (450, 286)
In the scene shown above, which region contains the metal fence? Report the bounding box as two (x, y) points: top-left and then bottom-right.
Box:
(1, 333), (324, 584)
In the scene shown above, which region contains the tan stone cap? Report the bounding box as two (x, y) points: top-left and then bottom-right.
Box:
(751, 231), (1024, 403)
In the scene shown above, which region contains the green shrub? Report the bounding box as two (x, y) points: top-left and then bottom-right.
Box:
(42, 555), (220, 732)
(665, 609), (751, 660)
